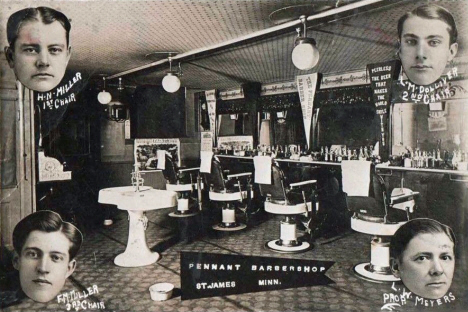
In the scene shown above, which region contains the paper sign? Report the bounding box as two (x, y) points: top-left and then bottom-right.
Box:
(201, 131), (213, 151)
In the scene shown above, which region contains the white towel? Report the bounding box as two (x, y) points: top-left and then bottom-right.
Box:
(200, 151), (213, 173)
(157, 150), (166, 170)
(254, 156), (272, 184)
(341, 160), (371, 196)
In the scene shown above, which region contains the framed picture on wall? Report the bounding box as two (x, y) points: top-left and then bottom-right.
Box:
(134, 138), (180, 170)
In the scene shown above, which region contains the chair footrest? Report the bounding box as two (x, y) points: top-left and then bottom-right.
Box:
(265, 201), (311, 215)
(209, 190), (254, 201)
(351, 217), (406, 236)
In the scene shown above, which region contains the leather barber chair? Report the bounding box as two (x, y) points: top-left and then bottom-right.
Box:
(342, 160), (419, 282)
(256, 158), (317, 253)
(151, 150), (202, 217)
(202, 155), (253, 231)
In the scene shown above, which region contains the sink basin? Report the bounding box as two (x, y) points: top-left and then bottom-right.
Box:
(99, 186), (177, 211)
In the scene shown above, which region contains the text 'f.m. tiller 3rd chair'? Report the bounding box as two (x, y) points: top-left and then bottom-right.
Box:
(201, 153), (253, 231)
(342, 160), (419, 282)
(149, 150), (202, 217)
(255, 156), (317, 253)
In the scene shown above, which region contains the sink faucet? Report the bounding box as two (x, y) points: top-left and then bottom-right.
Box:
(131, 165), (144, 192)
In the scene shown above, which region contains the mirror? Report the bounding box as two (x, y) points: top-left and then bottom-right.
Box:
(391, 100), (467, 155)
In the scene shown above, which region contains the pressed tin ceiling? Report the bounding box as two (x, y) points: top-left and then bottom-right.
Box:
(1, 0), (467, 90)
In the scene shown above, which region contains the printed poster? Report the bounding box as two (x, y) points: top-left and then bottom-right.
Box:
(134, 138), (180, 170)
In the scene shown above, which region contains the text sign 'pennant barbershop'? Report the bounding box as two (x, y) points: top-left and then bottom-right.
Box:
(296, 73), (318, 148)
(180, 252), (334, 300)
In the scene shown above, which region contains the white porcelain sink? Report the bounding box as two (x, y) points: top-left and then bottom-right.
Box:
(99, 186), (151, 206)
(97, 186), (178, 267)
(99, 186), (177, 211)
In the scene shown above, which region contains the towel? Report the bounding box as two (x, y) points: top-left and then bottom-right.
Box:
(254, 155), (272, 184)
(157, 150), (166, 170)
(200, 151), (213, 173)
(341, 160), (371, 196)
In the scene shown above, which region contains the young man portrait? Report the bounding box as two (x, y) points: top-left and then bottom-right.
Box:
(4, 6), (71, 92)
(390, 218), (455, 300)
(12, 210), (83, 303)
(397, 4), (458, 86)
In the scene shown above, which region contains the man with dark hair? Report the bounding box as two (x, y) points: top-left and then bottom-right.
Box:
(397, 4), (458, 86)
(390, 218), (455, 300)
(12, 210), (83, 303)
(4, 6), (71, 92)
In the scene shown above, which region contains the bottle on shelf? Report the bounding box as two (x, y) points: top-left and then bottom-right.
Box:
(358, 147), (366, 161)
(336, 148), (343, 162)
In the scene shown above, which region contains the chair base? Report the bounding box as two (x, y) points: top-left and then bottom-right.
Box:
(168, 198), (199, 218)
(265, 239), (311, 253)
(213, 223), (247, 231)
(169, 210), (199, 218)
(353, 263), (400, 283)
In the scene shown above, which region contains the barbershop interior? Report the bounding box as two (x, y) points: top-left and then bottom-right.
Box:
(1, 0), (468, 311)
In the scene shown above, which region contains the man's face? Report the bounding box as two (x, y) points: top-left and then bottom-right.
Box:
(13, 230), (76, 303)
(5, 19), (71, 92)
(399, 16), (458, 86)
(394, 232), (455, 299)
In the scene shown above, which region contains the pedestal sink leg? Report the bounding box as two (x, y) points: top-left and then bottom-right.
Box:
(114, 210), (160, 267)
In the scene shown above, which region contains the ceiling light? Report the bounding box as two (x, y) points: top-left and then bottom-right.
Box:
(98, 77), (112, 104)
(162, 56), (182, 93)
(291, 15), (319, 70)
(107, 78), (128, 122)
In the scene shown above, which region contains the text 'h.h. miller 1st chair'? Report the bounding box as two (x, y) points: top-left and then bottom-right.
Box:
(156, 150), (202, 217)
(341, 160), (419, 282)
(255, 156), (317, 253)
(201, 153), (253, 231)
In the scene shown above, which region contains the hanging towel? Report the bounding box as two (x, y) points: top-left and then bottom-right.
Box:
(341, 160), (372, 196)
(254, 155), (272, 184)
(200, 151), (213, 173)
(156, 150), (166, 170)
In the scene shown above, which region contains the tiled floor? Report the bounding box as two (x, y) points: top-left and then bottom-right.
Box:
(2, 207), (467, 312)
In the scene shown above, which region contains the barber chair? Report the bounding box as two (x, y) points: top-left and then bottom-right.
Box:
(160, 155), (202, 218)
(342, 160), (419, 282)
(258, 161), (317, 253)
(202, 156), (253, 231)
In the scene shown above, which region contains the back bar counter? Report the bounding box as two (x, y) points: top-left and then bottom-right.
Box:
(215, 154), (468, 266)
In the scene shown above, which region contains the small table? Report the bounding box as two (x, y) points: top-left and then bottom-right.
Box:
(98, 186), (177, 267)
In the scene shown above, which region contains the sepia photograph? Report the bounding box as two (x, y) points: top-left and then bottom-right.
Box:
(1, 1), (467, 311)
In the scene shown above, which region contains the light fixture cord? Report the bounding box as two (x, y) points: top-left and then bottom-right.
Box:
(300, 15), (307, 38)
(168, 56), (173, 72)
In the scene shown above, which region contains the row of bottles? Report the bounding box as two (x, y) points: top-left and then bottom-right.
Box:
(319, 146), (380, 163)
(402, 147), (467, 170)
(215, 141), (466, 171)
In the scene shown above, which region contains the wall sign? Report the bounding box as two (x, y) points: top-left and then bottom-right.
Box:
(134, 138), (180, 170)
(217, 136), (253, 150)
(367, 60), (401, 158)
(38, 151), (72, 182)
(296, 73), (318, 148)
(205, 90), (217, 144)
(180, 252), (334, 300)
(201, 131), (213, 151)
